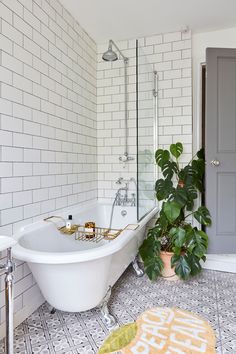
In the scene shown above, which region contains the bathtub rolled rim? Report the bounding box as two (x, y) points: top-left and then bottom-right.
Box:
(12, 205), (158, 264)
(12, 228), (136, 264)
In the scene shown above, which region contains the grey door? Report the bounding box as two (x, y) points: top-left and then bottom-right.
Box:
(206, 48), (236, 253)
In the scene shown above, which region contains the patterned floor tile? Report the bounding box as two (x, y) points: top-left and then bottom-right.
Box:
(0, 266), (235, 353)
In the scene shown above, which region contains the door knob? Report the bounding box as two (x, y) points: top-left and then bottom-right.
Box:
(210, 159), (220, 166)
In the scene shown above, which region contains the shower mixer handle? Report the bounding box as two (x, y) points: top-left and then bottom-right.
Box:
(115, 177), (136, 185)
(119, 153), (134, 162)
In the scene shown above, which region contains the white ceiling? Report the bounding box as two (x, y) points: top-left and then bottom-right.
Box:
(59, 0), (236, 43)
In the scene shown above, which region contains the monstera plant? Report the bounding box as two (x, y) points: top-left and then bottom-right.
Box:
(139, 142), (211, 281)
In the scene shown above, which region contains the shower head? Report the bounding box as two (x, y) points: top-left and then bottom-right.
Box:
(102, 40), (128, 62)
(102, 43), (118, 62)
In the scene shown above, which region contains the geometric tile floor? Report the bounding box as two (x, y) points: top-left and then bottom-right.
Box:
(0, 266), (236, 353)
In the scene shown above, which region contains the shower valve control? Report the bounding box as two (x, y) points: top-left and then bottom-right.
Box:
(119, 154), (134, 162)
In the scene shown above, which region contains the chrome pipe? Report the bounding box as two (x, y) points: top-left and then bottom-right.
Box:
(124, 59), (128, 156)
(153, 70), (159, 181)
(5, 248), (14, 354)
(153, 70), (158, 97)
(102, 40), (133, 162)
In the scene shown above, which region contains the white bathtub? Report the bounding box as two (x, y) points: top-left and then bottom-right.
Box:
(12, 202), (157, 314)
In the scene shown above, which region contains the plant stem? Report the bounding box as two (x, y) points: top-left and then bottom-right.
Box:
(188, 152), (198, 166)
(184, 212), (194, 220)
(176, 157), (180, 172)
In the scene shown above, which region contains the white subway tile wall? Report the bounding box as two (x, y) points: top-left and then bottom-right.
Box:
(97, 31), (192, 202)
(0, 0), (192, 334)
(0, 0), (97, 327)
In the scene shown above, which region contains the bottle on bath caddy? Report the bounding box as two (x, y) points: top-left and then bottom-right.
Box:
(66, 215), (73, 230)
(85, 221), (96, 239)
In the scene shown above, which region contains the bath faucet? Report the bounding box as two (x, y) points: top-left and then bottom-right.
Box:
(114, 182), (136, 207)
(114, 177), (137, 206)
(115, 186), (128, 206)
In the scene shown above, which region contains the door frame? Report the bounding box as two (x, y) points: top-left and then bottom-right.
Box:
(193, 55), (236, 272)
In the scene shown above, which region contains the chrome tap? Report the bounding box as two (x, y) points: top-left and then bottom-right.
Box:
(115, 186), (128, 206)
(130, 193), (136, 206)
(114, 178), (136, 207)
(116, 177), (124, 184)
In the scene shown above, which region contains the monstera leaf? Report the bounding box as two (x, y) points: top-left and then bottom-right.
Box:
(191, 229), (208, 258)
(178, 165), (195, 186)
(155, 178), (174, 201)
(173, 187), (188, 207)
(139, 233), (161, 260)
(157, 209), (170, 231)
(144, 256), (164, 281)
(191, 159), (205, 191)
(192, 159), (205, 179)
(162, 160), (178, 180)
(163, 201), (182, 223)
(186, 185), (198, 210)
(194, 206), (212, 226)
(170, 142), (183, 159)
(174, 184), (197, 211)
(186, 198), (194, 211)
(139, 234), (164, 281)
(185, 253), (202, 276)
(197, 148), (205, 159)
(170, 227), (187, 248)
(98, 323), (138, 354)
(155, 149), (170, 168)
(171, 254), (191, 280)
(186, 185), (198, 201)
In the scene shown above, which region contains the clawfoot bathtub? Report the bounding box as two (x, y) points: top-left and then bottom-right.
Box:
(12, 202), (157, 326)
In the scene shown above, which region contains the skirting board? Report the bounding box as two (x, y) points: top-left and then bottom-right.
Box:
(203, 254), (236, 273)
(0, 293), (44, 340)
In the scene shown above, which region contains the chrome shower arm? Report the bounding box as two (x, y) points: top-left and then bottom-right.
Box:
(109, 40), (128, 62)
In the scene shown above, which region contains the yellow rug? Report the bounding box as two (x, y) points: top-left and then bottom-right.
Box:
(99, 307), (216, 354)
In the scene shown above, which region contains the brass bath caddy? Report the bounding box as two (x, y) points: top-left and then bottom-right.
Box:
(58, 224), (79, 235)
(43, 216), (139, 243)
(75, 226), (122, 242)
(44, 216), (79, 235)
(74, 224), (139, 243)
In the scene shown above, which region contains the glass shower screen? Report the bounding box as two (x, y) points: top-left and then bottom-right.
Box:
(136, 40), (157, 220)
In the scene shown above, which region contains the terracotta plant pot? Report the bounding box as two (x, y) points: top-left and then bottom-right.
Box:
(160, 251), (178, 281)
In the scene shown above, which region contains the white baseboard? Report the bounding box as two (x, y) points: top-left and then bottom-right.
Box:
(203, 254), (236, 273)
(0, 293), (45, 340)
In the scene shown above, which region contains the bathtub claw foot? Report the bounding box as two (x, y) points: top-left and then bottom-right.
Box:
(100, 286), (117, 328)
(50, 307), (56, 314)
(132, 258), (144, 277)
(47, 304), (57, 314)
(101, 305), (117, 328)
